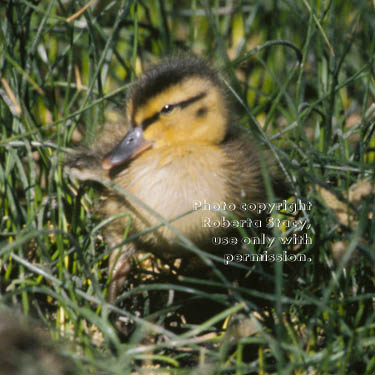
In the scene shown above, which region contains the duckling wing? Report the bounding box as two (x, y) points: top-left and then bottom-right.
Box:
(221, 129), (291, 207)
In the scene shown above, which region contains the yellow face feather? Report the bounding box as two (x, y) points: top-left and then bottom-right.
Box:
(131, 77), (229, 150)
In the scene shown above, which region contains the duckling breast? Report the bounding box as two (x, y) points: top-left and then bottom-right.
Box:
(102, 143), (232, 252)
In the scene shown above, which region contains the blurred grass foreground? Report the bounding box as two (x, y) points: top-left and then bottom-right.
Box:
(1, 1), (375, 374)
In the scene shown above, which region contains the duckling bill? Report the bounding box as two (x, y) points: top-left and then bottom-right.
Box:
(66, 54), (288, 303)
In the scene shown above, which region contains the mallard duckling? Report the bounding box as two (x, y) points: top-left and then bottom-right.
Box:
(67, 54), (287, 303)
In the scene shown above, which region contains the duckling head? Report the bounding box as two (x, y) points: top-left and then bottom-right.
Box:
(102, 55), (230, 169)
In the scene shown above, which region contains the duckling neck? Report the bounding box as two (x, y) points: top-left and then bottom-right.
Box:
(145, 143), (225, 173)
(155, 142), (218, 166)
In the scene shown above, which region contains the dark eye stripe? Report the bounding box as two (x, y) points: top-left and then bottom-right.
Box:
(178, 92), (206, 109)
(140, 91), (207, 130)
(141, 112), (160, 130)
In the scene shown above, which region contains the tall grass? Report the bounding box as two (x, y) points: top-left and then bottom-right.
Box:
(1, 1), (374, 374)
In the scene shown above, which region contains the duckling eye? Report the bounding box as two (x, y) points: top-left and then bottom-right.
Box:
(160, 104), (175, 114)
